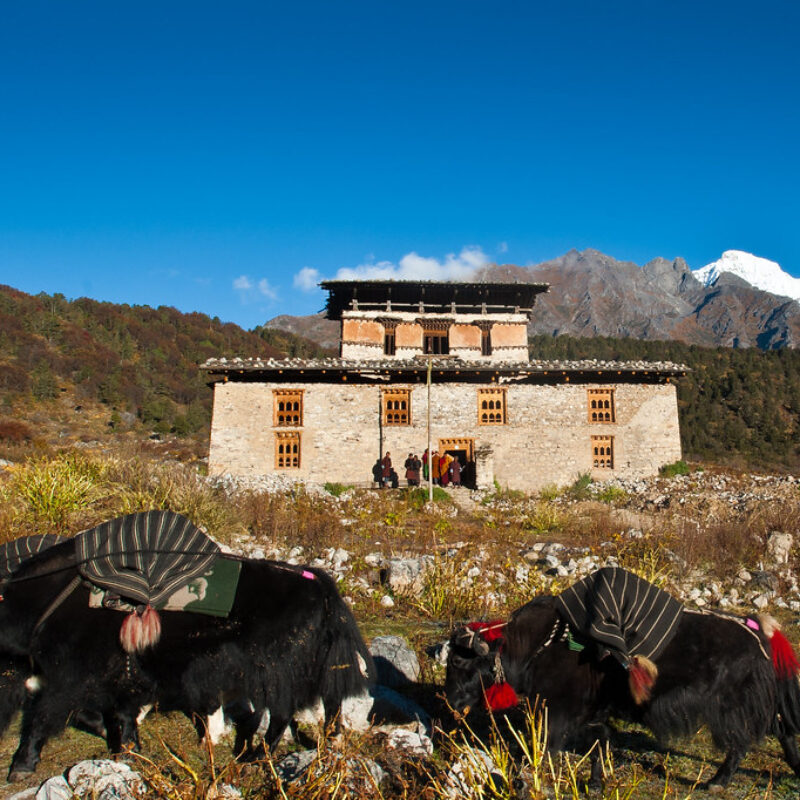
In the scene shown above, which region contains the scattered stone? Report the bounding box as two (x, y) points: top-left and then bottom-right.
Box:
(384, 557), (434, 596)
(753, 593), (771, 610)
(370, 635), (421, 687)
(383, 725), (434, 757)
(341, 689), (373, 732)
(276, 749), (317, 782)
(380, 595), (395, 608)
(767, 532), (793, 565)
(445, 749), (504, 799)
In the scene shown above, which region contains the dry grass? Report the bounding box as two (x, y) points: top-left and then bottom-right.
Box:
(2, 448), (800, 797)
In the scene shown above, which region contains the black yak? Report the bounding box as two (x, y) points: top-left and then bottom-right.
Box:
(0, 536), (373, 780)
(446, 579), (800, 789)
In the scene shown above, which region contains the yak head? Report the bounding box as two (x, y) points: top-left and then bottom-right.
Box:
(445, 623), (510, 715)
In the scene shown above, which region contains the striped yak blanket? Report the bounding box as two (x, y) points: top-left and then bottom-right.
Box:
(75, 510), (221, 608)
(556, 567), (683, 667)
(0, 534), (65, 582)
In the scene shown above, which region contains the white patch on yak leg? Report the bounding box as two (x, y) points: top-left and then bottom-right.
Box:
(256, 709), (270, 737)
(137, 704), (153, 725)
(205, 706), (228, 746)
(24, 676), (42, 693)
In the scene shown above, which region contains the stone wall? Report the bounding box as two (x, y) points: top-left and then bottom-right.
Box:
(208, 380), (682, 492)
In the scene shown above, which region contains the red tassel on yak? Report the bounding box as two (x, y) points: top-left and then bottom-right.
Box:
(485, 681), (518, 711)
(770, 629), (800, 680)
(120, 605), (162, 653)
(467, 620), (506, 643)
(628, 655), (658, 705)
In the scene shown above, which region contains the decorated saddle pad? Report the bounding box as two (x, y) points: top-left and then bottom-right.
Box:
(75, 510), (221, 608)
(555, 567), (683, 664)
(89, 555), (241, 618)
(0, 534), (65, 582)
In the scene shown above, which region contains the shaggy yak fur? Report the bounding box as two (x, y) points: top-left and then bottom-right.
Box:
(446, 595), (800, 789)
(0, 539), (373, 780)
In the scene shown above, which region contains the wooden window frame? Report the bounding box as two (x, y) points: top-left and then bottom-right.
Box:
(591, 435), (614, 469)
(382, 388), (411, 426)
(275, 431), (301, 469)
(273, 389), (304, 427)
(423, 330), (449, 355)
(587, 388), (615, 423)
(478, 388), (507, 425)
(480, 327), (492, 356)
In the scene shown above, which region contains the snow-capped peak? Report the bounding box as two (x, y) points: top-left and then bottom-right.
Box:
(693, 250), (800, 301)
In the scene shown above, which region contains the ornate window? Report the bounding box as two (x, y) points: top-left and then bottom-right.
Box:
(587, 388), (615, 423)
(383, 389), (411, 425)
(273, 389), (303, 426)
(478, 388), (507, 425)
(591, 435), (614, 469)
(275, 431), (301, 469)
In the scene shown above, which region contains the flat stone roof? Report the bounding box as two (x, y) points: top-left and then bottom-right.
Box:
(202, 356), (688, 381)
(321, 280), (548, 318)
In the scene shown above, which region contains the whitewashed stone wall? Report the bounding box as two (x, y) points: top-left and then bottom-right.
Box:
(208, 381), (682, 492)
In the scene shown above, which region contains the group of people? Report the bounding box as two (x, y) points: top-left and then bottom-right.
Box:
(421, 448), (463, 487)
(372, 449), (464, 488)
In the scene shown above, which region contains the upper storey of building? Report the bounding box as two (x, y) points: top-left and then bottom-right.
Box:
(321, 280), (549, 363)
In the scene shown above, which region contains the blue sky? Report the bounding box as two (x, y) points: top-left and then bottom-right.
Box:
(1, 1), (798, 329)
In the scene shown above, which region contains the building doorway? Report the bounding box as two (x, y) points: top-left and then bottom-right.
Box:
(438, 437), (475, 488)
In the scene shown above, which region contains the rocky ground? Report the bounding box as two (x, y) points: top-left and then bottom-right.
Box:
(5, 465), (800, 798)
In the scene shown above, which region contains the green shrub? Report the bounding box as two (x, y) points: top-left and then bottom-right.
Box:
(565, 472), (593, 500)
(593, 484), (629, 504)
(660, 459), (690, 477)
(323, 481), (352, 497)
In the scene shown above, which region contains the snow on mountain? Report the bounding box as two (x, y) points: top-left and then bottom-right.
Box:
(693, 250), (800, 301)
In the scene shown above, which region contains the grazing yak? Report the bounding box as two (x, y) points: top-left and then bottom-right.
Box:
(446, 568), (800, 790)
(0, 512), (373, 780)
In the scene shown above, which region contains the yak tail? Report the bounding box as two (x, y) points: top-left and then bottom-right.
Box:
(321, 600), (375, 714)
(758, 614), (800, 734)
(120, 605), (162, 653)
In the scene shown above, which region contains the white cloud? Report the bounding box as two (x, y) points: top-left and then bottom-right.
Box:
(498, 241), (509, 254)
(258, 278), (278, 300)
(334, 246), (490, 281)
(233, 274), (278, 304)
(293, 266), (321, 292)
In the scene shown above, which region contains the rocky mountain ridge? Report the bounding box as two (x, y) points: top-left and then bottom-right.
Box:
(267, 249), (800, 350)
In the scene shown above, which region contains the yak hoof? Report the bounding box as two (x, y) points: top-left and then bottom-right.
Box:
(7, 768), (34, 783)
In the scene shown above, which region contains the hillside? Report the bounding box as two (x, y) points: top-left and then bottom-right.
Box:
(2, 284), (800, 472)
(0, 285), (331, 447)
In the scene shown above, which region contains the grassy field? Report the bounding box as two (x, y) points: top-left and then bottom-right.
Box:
(1, 444), (800, 798)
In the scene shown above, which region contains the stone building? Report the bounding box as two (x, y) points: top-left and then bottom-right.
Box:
(203, 280), (686, 492)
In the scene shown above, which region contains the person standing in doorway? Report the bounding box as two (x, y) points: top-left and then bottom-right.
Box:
(422, 448), (429, 482)
(381, 451), (392, 488)
(450, 456), (462, 487)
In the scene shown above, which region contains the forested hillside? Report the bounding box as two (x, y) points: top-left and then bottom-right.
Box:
(0, 285), (329, 438)
(530, 335), (800, 469)
(2, 282), (799, 471)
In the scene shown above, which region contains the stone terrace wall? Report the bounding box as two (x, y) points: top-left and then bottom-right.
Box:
(208, 381), (681, 492)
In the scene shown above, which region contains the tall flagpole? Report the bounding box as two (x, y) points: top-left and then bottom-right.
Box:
(427, 355), (433, 503)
